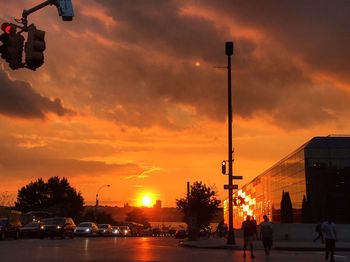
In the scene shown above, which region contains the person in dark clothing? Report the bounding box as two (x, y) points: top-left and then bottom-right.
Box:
(322, 218), (337, 262)
(313, 222), (324, 243)
(216, 220), (224, 238)
(260, 215), (273, 256)
(241, 215), (258, 258)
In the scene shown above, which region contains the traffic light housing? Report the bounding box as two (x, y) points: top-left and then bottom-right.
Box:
(56, 0), (74, 21)
(25, 24), (46, 70)
(221, 161), (226, 174)
(1, 23), (24, 70)
(0, 32), (9, 58)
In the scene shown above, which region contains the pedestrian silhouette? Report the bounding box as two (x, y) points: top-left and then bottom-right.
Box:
(241, 215), (258, 259)
(313, 221), (324, 243)
(216, 220), (224, 238)
(260, 215), (273, 256)
(322, 218), (337, 262)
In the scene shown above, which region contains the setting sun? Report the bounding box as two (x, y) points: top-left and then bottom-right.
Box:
(141, 195), (153, 207)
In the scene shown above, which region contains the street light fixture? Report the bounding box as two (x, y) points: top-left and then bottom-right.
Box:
(94, 184), (111, 223)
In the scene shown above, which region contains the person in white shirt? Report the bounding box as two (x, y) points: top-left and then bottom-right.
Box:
(322, 218), (337, 262)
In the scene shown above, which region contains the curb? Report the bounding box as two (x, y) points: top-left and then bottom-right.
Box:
(274, 246), (350, 252)
(179, 242), (350, 252)
(179, 242), (240, 250)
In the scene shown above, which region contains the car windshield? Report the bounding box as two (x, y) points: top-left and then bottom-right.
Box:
(0, 219), (8, 226)
(78, 223), (92, 227)
(98, 224), (109, 228)
(43, 218), (65, 225)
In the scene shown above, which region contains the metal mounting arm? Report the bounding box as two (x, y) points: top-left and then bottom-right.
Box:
(20, 0), (74, 29)
(22, 0), (57, 29)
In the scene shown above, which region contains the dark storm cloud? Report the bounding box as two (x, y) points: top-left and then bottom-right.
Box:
(201, 0), (350, 81)
(0, 68), (72, 119)
(19, 0), (350, 129)
(96, 0), (228, 64)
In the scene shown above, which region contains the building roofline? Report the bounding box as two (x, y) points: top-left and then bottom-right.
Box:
(238, 135), (350, 188)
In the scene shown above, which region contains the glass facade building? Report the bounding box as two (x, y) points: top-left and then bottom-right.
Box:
(225, 136), (350, 228)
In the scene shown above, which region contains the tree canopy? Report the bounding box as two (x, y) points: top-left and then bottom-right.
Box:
(176, 181), (220, 238)
(80, 209), (118, 225)
(125, 208), (151, 228)
(15, 176), (84, 220)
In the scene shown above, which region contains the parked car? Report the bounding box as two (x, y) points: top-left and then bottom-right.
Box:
(20, 222), (43, 238)
(112, 225), (131, 236)
(74, 222), (98, 237)
(97, 224), (113, 236)
(40, 217), (76, 239)
(0, 218), (22, 240)
(168, 228), (177, 236)
(112, 226), (119, 236)
(152, 227), (162, 237)
(174, 229), (188, 239)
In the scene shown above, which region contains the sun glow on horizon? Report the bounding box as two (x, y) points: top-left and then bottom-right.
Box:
(140, 195), (153, 207)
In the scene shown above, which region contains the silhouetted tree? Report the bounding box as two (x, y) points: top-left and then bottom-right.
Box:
(176, 181), (220, 240)
(125, 208), (151, 228)
(79, 209), (118, 225)
(301, 195), (313, 223)
(15, 176), (84, 220)
(280, 191), (293, 223)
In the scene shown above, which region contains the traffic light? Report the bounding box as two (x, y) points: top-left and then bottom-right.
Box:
(0, 34), (8, 57)
(56, 0), (75, 21)
(221, 161), (226, 174)
(1, 23), (24, 70)
(25, 24), (46, 70)
(1, 22), (11, 34)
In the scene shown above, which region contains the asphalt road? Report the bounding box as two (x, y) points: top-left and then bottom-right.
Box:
(0, 237), (349, 262)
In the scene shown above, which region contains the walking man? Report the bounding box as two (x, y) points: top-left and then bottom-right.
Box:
(241, 215), (258, 258)
(322, 218), (337, 262)
(260, 215), (273, 256)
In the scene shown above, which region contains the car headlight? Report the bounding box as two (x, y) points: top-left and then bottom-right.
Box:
(57, 226), (61, 229)
(40, 226), (44, 230)
(85, 228), (90, 232)
(124, 230), (128, 234)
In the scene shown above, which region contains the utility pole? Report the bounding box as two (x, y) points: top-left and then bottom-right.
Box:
(226, 41), (235, 245)
(94, 184), (111, 223)
(187, 181), (190, 205)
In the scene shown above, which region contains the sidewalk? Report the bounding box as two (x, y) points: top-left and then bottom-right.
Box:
(179, 237), (350, 251)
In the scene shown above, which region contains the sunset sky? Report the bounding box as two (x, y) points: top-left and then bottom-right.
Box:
(1, 1), (350, 207)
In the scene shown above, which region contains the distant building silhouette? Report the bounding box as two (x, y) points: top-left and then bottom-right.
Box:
(154, 200), (162, 209)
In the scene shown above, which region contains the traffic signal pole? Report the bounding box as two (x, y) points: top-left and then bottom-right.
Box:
(22, 0), (57, 28)
(226, 42), (235, 245)
(0, 0), (74, 70)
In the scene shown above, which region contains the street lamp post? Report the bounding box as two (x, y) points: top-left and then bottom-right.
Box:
(94, 184), (111, 223)
(226, 41), (236, 245)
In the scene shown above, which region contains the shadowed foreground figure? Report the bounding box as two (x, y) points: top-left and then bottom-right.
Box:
(313, 221), (324, 243)
(241, 215), (258, 258)
(260, 215), (273, 256)
(322, 218), (337, 262)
